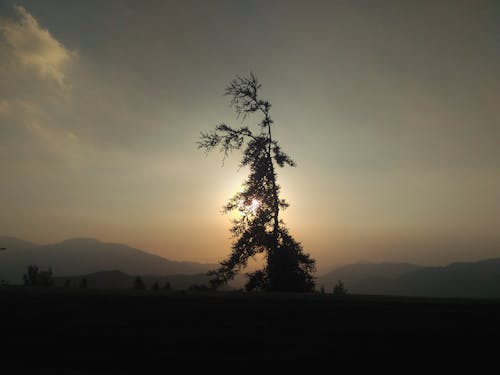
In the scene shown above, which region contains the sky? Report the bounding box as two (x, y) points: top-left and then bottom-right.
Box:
(0, 0), (499, 273)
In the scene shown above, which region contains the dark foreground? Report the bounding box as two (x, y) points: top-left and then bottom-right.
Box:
(1, 287), (499, 371)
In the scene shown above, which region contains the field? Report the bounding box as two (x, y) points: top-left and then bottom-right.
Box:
(1, 287), (499, 371)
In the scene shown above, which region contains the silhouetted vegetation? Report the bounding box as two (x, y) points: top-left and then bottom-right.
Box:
(333, 280), (348, 296)
(163, 281), (171, 291)
(199, 73), (315, 292)
(133, 276), (146, 290)
(23, 264), (54, 286)
(151, 282), (160, 291)
(64, 279), (71, 287)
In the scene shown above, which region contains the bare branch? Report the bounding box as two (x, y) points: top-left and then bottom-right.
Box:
(197, 124), (256, 161)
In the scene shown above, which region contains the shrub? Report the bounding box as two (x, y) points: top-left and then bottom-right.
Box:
(23, 264), (54, 286)
(133, 276), (146, 290)
(333, 280), (348, 296)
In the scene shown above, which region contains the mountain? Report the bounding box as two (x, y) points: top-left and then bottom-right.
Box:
(54, 270), (212, 290)
(319, 259), (500, 298)
(0, 236), (215, 284)
(0, 236), (38, 250)
(319, 262), (421, 290)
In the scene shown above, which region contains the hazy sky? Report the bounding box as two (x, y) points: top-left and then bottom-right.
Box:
(1, 0), (499, 272)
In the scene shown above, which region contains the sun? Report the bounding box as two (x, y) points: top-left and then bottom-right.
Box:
(233, 197), (261, 218)
(246, 198), (261, 215)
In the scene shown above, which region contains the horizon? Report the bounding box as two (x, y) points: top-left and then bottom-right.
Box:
(2, 234), (500, 274)
(1, 1), (499, 274)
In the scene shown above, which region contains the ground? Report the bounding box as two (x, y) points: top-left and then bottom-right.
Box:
(1, 287), (498, 371)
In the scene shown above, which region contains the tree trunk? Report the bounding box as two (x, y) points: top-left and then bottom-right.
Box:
(266, 121), (281, 290)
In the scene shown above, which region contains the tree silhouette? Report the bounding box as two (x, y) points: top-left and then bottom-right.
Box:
(23, 264), (54, 286)
(133, 276), (146, 290)
(151, 282), (160, 291)
(333, 280), (348, 296)
(163, 281), (171, 291)
(199, 73), (315, 292)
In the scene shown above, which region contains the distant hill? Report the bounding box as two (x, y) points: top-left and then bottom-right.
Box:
(0, 236), (38, 251)
(54, 270), (212, 290)
(319, 262), (420, 290)
(319, 259), (500, 298)
(0, 236), (215, 284)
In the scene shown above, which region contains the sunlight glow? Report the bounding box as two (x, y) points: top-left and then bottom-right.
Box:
(232, 197), (261, 219)
(245, 198), (261, 215)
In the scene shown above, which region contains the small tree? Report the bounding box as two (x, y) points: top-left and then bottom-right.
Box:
(64, 279), (71, 287)
(199, 73), (315, 292)
(333, 280), (348, 296)
(151, 282), (160, 291)
(133, 276), (146, 290)
(23, 264), (54, 286)
(163, 281), (171, 291)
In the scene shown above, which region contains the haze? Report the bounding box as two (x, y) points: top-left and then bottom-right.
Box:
(1, 0), (498, 273)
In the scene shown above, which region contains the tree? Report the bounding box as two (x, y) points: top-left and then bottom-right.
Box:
(198, 73), (315, 292)
(23, 264), (54, 286)
(133, 276), (146, 290)
(151, 282), (160, 291)
(163, 281), (171, 291)
(333, 280), (348, 296)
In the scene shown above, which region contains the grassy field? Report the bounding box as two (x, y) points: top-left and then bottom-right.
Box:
(1, 287), (499, 371)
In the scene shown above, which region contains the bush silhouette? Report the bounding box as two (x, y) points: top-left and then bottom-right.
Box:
(151, 282), (160, 291)
(333, 280), (348, 296)
(133, 276), (146, 290)
(23, 264), (54, 286)
(163, 281), (171, 291)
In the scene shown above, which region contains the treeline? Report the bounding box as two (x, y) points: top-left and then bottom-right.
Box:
(5, 264), (350, 295)
(4, 264), (212, 292)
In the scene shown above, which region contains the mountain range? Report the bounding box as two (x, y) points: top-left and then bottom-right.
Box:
(318, 259), (500, 298)
(0, 236), (214, 284)
(2, 236), (499, 297)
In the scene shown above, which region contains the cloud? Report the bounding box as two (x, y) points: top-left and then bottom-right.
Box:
(0, 5), (75, 87)
(0, 4), (83, 165)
